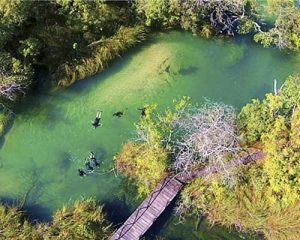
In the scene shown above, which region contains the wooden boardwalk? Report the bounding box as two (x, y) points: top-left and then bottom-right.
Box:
(111, 150), (265, 240)
(176, 150), (265, 183)
(111, 177), (183, 240)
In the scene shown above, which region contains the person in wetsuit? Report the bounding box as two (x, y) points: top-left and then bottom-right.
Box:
(89, 151), (100, 167)
(85, 159), (94, 172)
(113, 108), (127, 118)
(90, 152), (96, 160)
(113, 111), (124, 118)
(138, 107), (146, 117)
(91, 111), (102, 129)
(78, 169), (86, 177)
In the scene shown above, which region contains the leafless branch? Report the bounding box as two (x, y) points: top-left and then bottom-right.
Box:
(172, 100), (241, 180)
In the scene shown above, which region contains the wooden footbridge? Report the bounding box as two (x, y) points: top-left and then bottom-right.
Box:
(111, 150), (264, 240)
(111, 177), (183, 240)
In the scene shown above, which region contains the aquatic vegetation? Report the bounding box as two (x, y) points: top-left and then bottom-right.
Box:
(223, 42), (246, 66)
(55, 25), (147, 87)
(0, 198), (112, 240)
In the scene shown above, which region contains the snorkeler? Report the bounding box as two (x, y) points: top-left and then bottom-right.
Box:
(113, 108), (128, 118)
(85, 160), (94, 172)
(90, 152), (96, 160)
(113, 111), (124, 118)
(78, 169), (86, 177)
(138, 107), (146, 117)
(91, 111), (102, 129)
(89, 152), (100, 167)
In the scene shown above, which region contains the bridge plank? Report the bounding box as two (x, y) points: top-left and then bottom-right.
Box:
(111, 177), (183, 240)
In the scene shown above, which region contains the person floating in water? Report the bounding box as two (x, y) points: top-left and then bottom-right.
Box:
(113, 111), (124, 118)
(113, 108), (127, 118)
(89, 151), (100, 167)
(138, 107), (146, 117)
(91, 111), (102, 129)
(78, 169), (86, 177)
(90, 151), (96, 160)
(85, 159), (94, 172)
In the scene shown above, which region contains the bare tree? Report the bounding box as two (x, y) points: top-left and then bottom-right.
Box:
(0, 68), (29, 102)
(172, 100), (241, 176)
(194, 0), (259, 35)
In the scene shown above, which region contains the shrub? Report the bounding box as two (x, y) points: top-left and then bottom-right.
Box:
(55, 25), (146, 87)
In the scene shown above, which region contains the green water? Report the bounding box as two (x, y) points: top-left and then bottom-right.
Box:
(1, 31), (299, 239)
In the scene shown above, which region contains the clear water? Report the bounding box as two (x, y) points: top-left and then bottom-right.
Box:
(0, 31), (299, 239)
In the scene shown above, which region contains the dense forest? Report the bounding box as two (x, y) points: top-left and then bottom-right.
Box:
(1, 0), (300, 239)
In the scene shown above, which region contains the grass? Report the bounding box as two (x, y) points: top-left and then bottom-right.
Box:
(54, 25), (147, 87)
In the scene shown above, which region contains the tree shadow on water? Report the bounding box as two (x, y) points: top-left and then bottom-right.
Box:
(23, 203), (53, 222)
(0, 114), (15, 149)
(0, 196), (53, 223)
(102, 198), (131, 227)
(57, 151), (74, 172)
(143, 195), (181, 240)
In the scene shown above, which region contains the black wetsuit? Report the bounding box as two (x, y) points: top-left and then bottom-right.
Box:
(92, 158), (100, 167)
(90, 152), (100, 167)
(138, 108), (146, 117)
(90, 152), (96, 159)
(113, 111), (123, 118)
(92, 117), (101, 128)
(78, 169), (86, 177)
(85, 161), (94, 171)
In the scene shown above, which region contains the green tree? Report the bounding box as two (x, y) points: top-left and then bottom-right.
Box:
(56, 0), (132, 42)
(116, 141), (169, 196)
(238, 98), (275, 143)
(115, 104), (170, 196)
(254, 3), (300, 50)
(18, 38), (42, 63)
(134, 0), (181, 29)
(0, 0), (32, 47)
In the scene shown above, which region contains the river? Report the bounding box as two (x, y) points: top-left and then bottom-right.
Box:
(0, 31), (299, 239)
